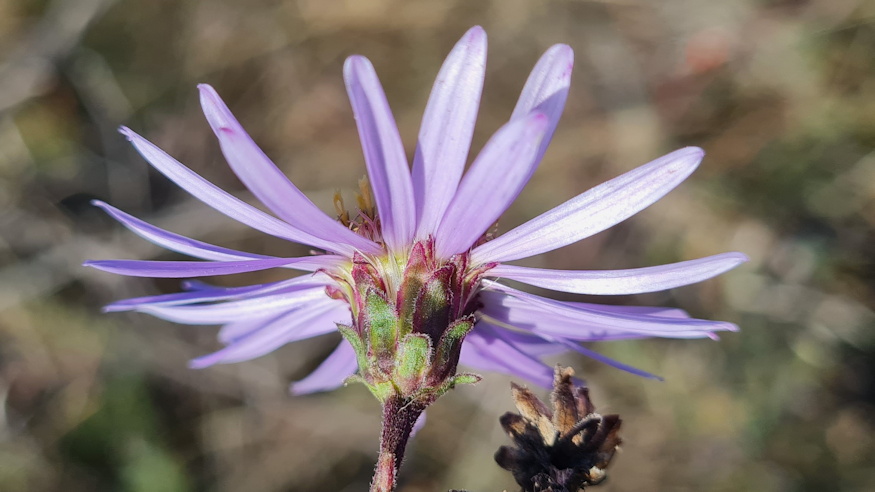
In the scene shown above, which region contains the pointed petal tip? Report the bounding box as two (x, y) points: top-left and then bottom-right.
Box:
(546, 43), (574, 64)
(102, 304), (135, 313)
(732, 252), (751, 264)
(463, 25), (486, 42)
(188, 354), (218, 370)
(118, 126), (135, 140)
(288, 382), (311, 396)
(197, 83), (228, 109)
(343, 54), (370, 72)
(679, 145), (705, 160)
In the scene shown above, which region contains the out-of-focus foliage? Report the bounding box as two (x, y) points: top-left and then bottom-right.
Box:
(1, 0), (873, 491)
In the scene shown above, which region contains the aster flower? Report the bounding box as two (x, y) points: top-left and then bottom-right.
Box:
(87, 26), (745, 490)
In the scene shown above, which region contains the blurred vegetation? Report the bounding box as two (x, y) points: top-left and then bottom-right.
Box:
(1, 0), (874, 491)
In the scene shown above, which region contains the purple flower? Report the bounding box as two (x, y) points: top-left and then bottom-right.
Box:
(87, 26), (746, 395)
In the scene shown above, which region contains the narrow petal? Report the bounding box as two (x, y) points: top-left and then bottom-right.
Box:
(290, 341), (358, 395)
(104, 274), (330, 312)
(135, 285), (329, 325)
(434, 113), (548, 258)
(569, 303), (689, 319)
(479, 302), (694, 341)
(84, 257), (320, 278)
(190, 300), (347, 368)
(511, 44), (574, 168)
(412, 26), (487, 238)
(344, 56), (415, 251)
(93, 200), (270, 262)
(478, 311), (648, 342)
(472, 147), (706, 264)
(105, 283), (279, 312)
(488, 252), (749, 295)
(472, 318), (568, 356)
(218, 307), (347, 344)
(217, 316), (277, 344)
(198, 85), (380, 254)
(461, 323), (555, 388)
(472, 319), (661, 380)
(551, 337), (662, 380)
(118, 127), (351, 254)
(480, 282), (737, 337)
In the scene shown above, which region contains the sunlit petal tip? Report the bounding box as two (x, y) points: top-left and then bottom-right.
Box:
(673, 146), (706, 168)
(465, 25), (486, 39)
(197, 84), (233, 128)
(544, 43), (574, 73)
(343, 54), (369, 74)
(196, 82), (216, 94)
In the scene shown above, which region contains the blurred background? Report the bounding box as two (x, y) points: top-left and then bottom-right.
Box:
(1, 0), (874, 490)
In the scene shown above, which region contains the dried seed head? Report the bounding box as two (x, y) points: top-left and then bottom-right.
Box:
(495, 366), (622, 492)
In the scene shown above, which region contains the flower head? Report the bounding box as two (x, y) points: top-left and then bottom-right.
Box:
(495, 366), (622, 491)
(87, 26), (746, 400)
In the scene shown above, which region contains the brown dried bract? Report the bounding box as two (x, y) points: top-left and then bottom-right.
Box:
(494, 366), (622, 492)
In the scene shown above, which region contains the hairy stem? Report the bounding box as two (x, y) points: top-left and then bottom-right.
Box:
(370, 396), (426, 492)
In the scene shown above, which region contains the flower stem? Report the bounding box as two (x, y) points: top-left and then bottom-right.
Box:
(370, 396), (426, 492)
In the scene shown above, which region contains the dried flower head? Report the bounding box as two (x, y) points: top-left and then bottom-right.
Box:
(496, 366), (621, 492)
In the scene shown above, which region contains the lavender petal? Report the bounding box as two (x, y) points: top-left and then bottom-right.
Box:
(412, 26), (486, 238)
(190, 300), (347, 368)
(472, 318), (568, 356)
(84, 256), (321, 278)
(343, 56), (415, 252)
(435, 113), (548, 258)
(489, 252), (748, 295)
(543, 335), (662, 379)
(136, 286), (331, 325)
(198, 85), (380, 255)
(118, 127), (346, 253)
(472, 147), (706, 264)
(93, 200), (270, 261)
(480, 283), (737, 337)
(459, 323), (556, 388)
(290, 341), (359, 395)
(104, 274), (331, 312)
(511, 43), (574, 169)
